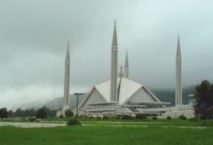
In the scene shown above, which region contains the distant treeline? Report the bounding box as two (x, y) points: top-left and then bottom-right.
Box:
(0, 107), (57, 118)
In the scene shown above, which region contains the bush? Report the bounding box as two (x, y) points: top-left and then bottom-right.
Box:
(96, 117), (101, 119)
(103, 116), (109, 120)
(65, 109), (74, 117)
(167, 116), (171, 120)
(179, 115), (187, 120)
(28, 117), (36, 122)
(152, 116), (157, 120)
(60, 114), (63, 118)
(122, 115), (133, 120)
(67, 118), (81, 126)
(136, 114), (147, 119)
(89, 116), (94, 119)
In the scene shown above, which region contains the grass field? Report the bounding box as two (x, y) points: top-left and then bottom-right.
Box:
(1, 119), (213, 145)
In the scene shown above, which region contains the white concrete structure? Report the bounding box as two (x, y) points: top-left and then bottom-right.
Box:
(110, 22), (118, 102)
(57, 42), (71, 117)
(71, 24), (194, 119)
(78, 23), (170, 117)
(123, 51), (129, 78)
(63, 42), (71, 111)
(137, 36), (194, 119)
(78, 33), (195, 119)
(78, 77), (170, 117)
(176, 36), (182, 106)
(137, 104), (194, 119)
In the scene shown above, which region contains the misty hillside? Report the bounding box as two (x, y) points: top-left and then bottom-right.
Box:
(45, 93), (87, 110)
(13, 100), (45, 110)
(152, 86), (196, 106)
(14, 93), (88, 111)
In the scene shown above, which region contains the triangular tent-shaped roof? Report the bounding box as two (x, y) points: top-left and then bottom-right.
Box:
(79, 77), (165, 109)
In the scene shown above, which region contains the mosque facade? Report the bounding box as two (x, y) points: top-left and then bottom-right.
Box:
(60, 22), (194, 118)
(78, 23), (180, 118)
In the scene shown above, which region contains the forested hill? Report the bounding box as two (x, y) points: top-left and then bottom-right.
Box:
(151, 86), (196, 106)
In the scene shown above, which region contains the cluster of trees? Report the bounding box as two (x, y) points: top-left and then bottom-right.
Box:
(35, 107), (48, 119)
(0, 106), (74, 119)
(9, 108), (37, 118)
(194, 80), (213, 123)
(0, 107), (57, 119)
(0, 108), (8, 119)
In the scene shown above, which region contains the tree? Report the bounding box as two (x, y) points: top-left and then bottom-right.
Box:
(15, 108), (23, 117)
(195, 102), (213, 124)
(8, 110), (14, 118)
(36, 107), (47, 119)
(65, 109), (74, 117)
(194, 80), (213, 123)
(0, 108), (8, 119)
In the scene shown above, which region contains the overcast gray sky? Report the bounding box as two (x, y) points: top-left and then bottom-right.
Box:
(1, 0), (213, 109)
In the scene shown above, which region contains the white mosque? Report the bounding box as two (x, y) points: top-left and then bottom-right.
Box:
(60, 22), (194, 118)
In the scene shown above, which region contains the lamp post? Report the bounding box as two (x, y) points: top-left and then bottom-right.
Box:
(74, 93), (83, 118)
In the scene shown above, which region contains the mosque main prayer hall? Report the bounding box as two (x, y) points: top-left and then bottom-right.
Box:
(59, 22), (194, 119)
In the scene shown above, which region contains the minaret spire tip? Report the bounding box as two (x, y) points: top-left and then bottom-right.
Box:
(176, 35), (181, 57)
(112, 21), (117, 46)
(178, 35), (180, 46)
(67, 40), (70, 50)
(66, 40), (70, 61)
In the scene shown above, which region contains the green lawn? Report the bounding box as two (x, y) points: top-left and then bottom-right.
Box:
(1, 119), (213, 145)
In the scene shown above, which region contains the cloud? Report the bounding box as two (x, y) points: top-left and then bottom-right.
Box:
(0, 0), (213, 108)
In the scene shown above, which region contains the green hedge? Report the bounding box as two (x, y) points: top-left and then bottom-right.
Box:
(67, 118), (81, 126)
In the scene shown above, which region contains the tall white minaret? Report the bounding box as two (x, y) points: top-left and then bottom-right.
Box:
(63, 42), (70, 110)
(110, 22), (118, 102)
(124, 51), (129, 78)
(175, 36), (182, 107)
